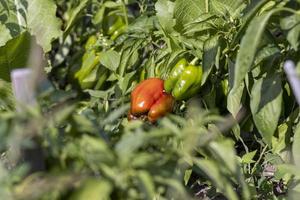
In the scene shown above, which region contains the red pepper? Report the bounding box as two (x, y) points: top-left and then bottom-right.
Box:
(129, 78), (175, 122)
(148, 93), (175, 123)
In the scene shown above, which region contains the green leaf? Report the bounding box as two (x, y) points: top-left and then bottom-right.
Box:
(292, 123), (300, 168)
(52, 104), (76, 124)
(0, 80), (14, 110)
(0, 0), (25, 42)
(0, 32), (31, 81)
(0, 23), (12, 47)
(70, 179), (112, 200)
(202, 35), (219, 85)
(115, 132), (146, 164)
(155, 0), (175, 33)
(210, 0), (246, 19)
(183, 21), (215, 35)
(241, 150), (257, 164)
(102, 104), (130, 124)
(80, 135), (110, 154)
(99, 50), (120, 72)
(154, 176), (188, 199)
(272, 123), (288, 154)
(194, 158), (239, 200)
(288, 178), (300, 200)
(227, 59), (244, 117)
(275, 164), (300, 179)
(131, 153), (161, 168)
(27, 0), (62, 52)
(250, 74), (283, 146)
(64, 0), (89, 35)
(92, 5), (106, 26)
(287, 25), (300, 51)
(174, 0), (206, 30)
(183, 169), (192, 186)
(208, 140), (237, 174)
(137, 170), (155, 200)
(280, 14), (300, 50)
(118, 39), (144, 76)
(254, 44), (280, 66)
(118, 71), (136, 95)
(233, 11), (276, 92)
(231, 0), (271, 46)
(128, 16), (155, 34)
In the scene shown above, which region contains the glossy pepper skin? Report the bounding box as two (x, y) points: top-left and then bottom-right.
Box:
(164, 58), (203, 100)
(129, 78), (175, 122)
(148, 93), (175, 123)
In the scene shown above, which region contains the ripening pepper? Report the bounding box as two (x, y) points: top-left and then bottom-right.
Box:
(129, 78), (175, 123)
(75, 36), (109, 90)
(164, 58), (203, 100)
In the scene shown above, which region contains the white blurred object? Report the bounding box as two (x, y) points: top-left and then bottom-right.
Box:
(11, 68), (37, 111)
(284, 60), (300, 106)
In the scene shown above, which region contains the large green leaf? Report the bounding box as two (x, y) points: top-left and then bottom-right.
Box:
(174, 0), (206, 30)
(155, 0), (175, 33)
(250, 74), (283, 146)
(0, 0), (62, 52)
(231, 0), (271, 47)
(202, 35), (219, 85)
(227, 59), (244, 117)
(210, 0), (246, 19)
(0, 0), (27, 43)
(232, 10), (277, 92)
(27, 0), (62, 52)
(0, 32), (31, 81)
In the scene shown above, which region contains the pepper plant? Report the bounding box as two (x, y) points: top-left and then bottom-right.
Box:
(1, 0), (300, 199)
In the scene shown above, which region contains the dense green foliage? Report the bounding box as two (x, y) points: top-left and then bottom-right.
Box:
(1, 0), (300, 199)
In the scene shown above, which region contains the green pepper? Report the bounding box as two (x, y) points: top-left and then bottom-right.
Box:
(110, 25), (126, 41)
(164, 58), (187, 93)
(105, 15), (127, 40)
(84, 35), (97, 50)
(107, 16), (124, 35)
(75, 36), (109, 90)
(221, 79), (229, 96)
(164, 58), (203, 100)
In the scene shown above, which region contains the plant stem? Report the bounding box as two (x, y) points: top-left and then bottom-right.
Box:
(190, 57), (199, 65)
(251, 144), (268, 175)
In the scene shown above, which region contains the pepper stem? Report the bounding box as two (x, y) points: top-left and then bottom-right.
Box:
(190, 57), (199, 66)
